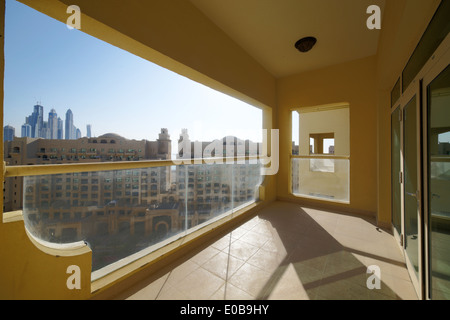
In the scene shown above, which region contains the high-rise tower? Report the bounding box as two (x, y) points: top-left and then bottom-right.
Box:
(57, 117), (64, 140)
(3, 125), (15, 142)
(27, 104), (44, 138)
(48, 109), (58, 139)
(21, 124), (32, 138)
(87, 124), (92, 138)
(158, 128), (171, 156)
(65, 109), (74, 140)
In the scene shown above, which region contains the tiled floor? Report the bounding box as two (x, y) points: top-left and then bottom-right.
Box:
(115, 201), (418, 300)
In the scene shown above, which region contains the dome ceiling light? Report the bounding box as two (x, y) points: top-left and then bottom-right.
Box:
(295, 36), (317, 53)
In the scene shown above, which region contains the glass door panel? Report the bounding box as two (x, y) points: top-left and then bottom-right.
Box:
(392, 107), (402, 236)
(404, 96), (420, 280)
(427, 65), (450, 300)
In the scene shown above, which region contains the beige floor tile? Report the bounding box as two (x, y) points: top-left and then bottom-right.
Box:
(190, 246), (221, 265)
(176, 267), (226, 300)
(379, 273), (418, 300)
(228, 263), (274, 298)
(315, 277), (370, 300)
(227, 239), (260, 261)
(166, 259), (200, 287)
(266, 263), (316, 300)
(304, 207), (340, 224)
(238, 230), (271, 248)
(279, 263), (324, 300)
(229, 227), (248, 240)
(246, 247), (287, 273)
(333, 232), (399, 261)
(287, 234), (341, 272)
(352, 252), (411, 282)
(334, 217), (393, 244)
(322, 250), (368, 279)
(209, 282), (255, 300)
(201, 251), (246, 280)
(125, 273), (169, 300)
(239, 217), (261, 231)
(156, 282), (190, 300)
(248, 219), (276, 236)
(260, 235), (290, 256)
(262, 211), (311, 237)
(210, 235), (233, 251)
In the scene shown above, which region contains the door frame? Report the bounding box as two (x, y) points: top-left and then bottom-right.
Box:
(390, 32), (450, 300)
(399, 75), (422, 299)
(421, 40), (450, 300)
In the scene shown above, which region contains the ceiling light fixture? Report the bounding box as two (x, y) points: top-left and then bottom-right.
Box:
(295, 36), (317, 53)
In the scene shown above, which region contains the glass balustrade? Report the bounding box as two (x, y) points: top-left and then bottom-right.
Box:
(292, 157), (350, 203)
(22, 161), (263, 274)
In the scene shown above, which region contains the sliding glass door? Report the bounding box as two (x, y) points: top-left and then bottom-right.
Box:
(391, 107), (402, 238)
(403, 95), (421, 287)
(425, 64), (450, 300)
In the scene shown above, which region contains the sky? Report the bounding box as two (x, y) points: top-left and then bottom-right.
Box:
(3, 0), (263, 153)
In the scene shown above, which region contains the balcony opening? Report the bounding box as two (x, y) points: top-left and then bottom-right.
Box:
(309, 133), (335, 155)
(291, 104), (350, 203)
(4, 0), (266, 277)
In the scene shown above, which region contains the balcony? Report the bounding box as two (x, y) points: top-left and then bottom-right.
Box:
(1, 0), (448, 301)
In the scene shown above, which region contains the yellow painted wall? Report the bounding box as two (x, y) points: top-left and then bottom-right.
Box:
(277, 56), (378, 216)
(0, 214), (92, 299)
(298, 107), (350, 156)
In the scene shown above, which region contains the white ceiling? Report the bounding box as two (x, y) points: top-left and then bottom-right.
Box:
(190, 0), (385, 78)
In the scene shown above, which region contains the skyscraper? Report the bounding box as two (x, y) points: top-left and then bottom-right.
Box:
(41, 121), (50, 139)
(3, 125), (15, 142)
(48, 109), (58, 139)
(57, 117), (64, 140)
(21, 124), (31, 138)
(87, 124), (92, 138)
(27, 104), (44, 138)
(65, 109), (74, 140)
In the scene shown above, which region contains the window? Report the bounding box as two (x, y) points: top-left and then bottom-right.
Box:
(291, 104), (350, 203)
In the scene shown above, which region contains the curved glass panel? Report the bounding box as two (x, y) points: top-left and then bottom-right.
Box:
(23, 162), (263, 272)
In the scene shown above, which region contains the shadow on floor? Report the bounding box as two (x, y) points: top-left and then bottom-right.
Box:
(112, 201), (417, 300)
(252, 202), (410, 300)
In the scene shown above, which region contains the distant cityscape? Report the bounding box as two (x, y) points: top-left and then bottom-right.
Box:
(3, 103), (263, 271)
(4, 103), (91, 141)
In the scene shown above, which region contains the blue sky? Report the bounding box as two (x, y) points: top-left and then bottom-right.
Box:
(3, 0), (262, 149)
